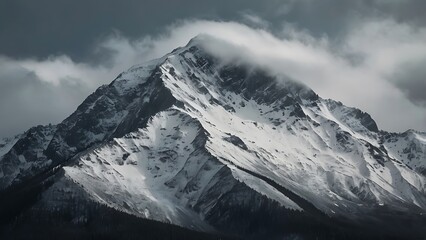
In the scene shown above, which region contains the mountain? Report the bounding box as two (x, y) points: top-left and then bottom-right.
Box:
(1, 36), (426, 239)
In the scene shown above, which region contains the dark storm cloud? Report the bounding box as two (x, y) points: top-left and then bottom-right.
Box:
(376, 0), (426, 27)
(392, 59), (426, 107)
(2, 0), (425, 61)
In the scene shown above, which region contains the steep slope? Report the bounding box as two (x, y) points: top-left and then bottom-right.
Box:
(1, 36), (425, 239)
(381, 130), (426, 175)
(63, 108), (301, 231)
(0, 124), (56, 187)
(0, 134), (22, 158)
(0, 59), (176, 190)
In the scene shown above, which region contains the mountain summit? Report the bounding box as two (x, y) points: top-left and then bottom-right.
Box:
(1, 36), (426, 239)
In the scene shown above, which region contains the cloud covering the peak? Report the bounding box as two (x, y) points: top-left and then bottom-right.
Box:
(1, 15), (426, 137)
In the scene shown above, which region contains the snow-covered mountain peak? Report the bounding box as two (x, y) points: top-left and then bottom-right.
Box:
(58, 37), (426, 217)
(1, 37), (426, 239)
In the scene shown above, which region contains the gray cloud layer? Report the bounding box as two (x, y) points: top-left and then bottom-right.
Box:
(2, 0), (426, 60)
(0, 0), (425, 137)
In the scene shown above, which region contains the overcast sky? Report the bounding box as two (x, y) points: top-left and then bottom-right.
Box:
(0, 0), (426, 138)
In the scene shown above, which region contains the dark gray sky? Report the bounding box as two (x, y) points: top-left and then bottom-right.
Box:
(3, 0), (426, 61)
(1, 0), (426, 137)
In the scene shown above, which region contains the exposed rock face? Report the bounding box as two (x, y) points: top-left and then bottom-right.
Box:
(0, 124), (56, 187)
